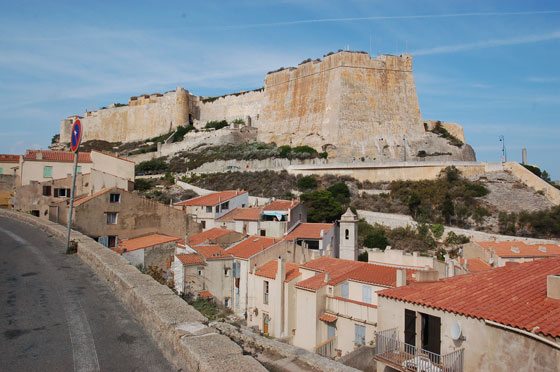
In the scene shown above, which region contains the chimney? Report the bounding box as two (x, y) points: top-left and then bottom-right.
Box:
(37, 152), (43, 160)
(276, 256), (286, 283)
(548, 275), (560, 300)
(396, 269), (407, 287)
(324, 272), (331, 283)
(447, 261), (456, 277)
(320, 229), (324, 238)
(416, 270), (439, 282)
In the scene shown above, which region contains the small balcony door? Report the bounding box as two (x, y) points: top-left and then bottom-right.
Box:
(404, 309), (416, 347)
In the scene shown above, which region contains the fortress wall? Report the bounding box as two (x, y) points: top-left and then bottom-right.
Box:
(257, 52), (424, 158)
(60, 88), (190, 143)
(197, 90), (264, 126)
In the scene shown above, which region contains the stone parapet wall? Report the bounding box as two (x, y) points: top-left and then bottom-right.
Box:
(504, 162), (560, 205)
(0, 209), (266, 372)
(197, 90), (264, 126)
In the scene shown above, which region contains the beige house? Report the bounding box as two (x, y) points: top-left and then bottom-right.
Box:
(463, 241), (560, 267)
(374, 257), (560, 372)
(174, 190), (249, 230)
(0, 154), (21, 209)
(0, 154), (20, 177)
(18, 149), (134, 186)
(114, 233), (180, 269)
(51, 187), (199, 247)
(215, 207), (263, 235)
(285, 222), (338, 257)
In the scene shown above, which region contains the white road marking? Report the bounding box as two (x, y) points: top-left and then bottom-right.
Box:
(0, 227), (100, 372)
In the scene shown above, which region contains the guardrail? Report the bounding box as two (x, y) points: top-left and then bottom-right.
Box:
(315, 336), (337, 358)
(375, 328), (463, 372)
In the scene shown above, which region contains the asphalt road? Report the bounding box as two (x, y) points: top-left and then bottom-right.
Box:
(0, 216), (179, 372)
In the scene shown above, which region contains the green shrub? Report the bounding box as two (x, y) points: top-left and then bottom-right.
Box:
(278, 145), (292, 158)
(430, 122), (464, 147)
(173, 125), (196, 142)
(498, 212), (517, 235)
(134, 178), (154, 191)
(444, 231), (470, 245)
(296, 176), (318, 191)
(205, 120), (229, 130)
(364, 232), (389, 249)
(327, 182), (350, 204)
(319, 151), (328, 159)
(358, 251), (369, 262)
(430, 224), (444, 239)
(291, 145), (318, 155)
(136, 159), (168, 174)
(300, 190), (343, 222)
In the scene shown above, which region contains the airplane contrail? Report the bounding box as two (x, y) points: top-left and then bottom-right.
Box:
(219, 10), (560, 30)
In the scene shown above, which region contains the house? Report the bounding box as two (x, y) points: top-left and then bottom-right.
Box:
(374, 257), (560, 372)
(114, 233), (180, 269)
(18, 149), (134, 186)
(260, 200), (306, 237)
(215, 207), (263, 235)
(0, 154), (20, 177)
(51, 187), (199, 247)
(181, 227), (245, 249)
(285, 223), (337, 257)
(0, 154), (19, 209)
(463, 241), (560, 267)
(174, 190), (249, 230)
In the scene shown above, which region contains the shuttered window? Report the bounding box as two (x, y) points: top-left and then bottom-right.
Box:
(341, 281), (349, 299)
(43, 166), (52, 178)
(354, 324), (365, 346)
(362, 285), (372, 304)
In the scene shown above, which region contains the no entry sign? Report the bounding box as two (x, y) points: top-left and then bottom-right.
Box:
(70, 120), (82, 153)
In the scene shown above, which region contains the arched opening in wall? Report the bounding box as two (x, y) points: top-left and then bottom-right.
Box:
(322, 144), (336, 152)
(345, 229), (349, 240)
(247, 116), (252, 127)
(189, 114), (193, 125)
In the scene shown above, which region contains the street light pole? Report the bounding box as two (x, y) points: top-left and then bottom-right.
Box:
(499, 135), (507, 162)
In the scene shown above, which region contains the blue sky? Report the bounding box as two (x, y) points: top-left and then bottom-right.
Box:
(1, 1), (559, 179)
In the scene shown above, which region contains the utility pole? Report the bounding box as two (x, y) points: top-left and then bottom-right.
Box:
(403, 135), (407, 162)
(499, 135), (507, 162)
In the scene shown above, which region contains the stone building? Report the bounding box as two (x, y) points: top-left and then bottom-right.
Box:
(114, 233), (181, 269)
(374, 257), (560, 372)
(51, 187), (199, 247)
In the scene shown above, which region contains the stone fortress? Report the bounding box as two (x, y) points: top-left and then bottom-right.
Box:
(60, 51), (475, 162)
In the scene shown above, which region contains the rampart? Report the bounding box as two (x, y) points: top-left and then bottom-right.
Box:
(60, 87), (195, 143)
(197, 89), (264, 126)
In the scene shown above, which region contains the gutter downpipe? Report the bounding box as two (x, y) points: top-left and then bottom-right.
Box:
(484, 320), (560, 350)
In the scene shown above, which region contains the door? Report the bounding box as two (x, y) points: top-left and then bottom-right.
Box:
(421, 313), (441, 356)
(327, 324), (335, 339)
(263, 314), (270, 334)
(404, 309), (416, 347)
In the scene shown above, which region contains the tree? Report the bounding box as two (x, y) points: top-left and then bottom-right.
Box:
(327, 182), (350, 204)
(364, 232), (389, 250)
(296, 176), (318, 191)
(441, 194), (455, 224)
(498, 212), (517, 235)
(300, 190), (343, 222)
(407, 192), (421, 218)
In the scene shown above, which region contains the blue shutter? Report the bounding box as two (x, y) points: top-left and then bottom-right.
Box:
(99, 236), (109, 247)
(355, 324), (365, 345)
(233, 262), (240, 278)
(362, 285), (372, 304)
(328, 324), (335, 339)
(341, 281), (349, 299)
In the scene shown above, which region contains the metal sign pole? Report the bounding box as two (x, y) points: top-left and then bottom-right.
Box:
(66, 150), (79, 253)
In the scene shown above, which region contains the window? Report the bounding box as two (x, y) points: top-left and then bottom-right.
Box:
(345, 229), (349, 240)
(362, 285), (372, 304)
(43, 166), (53, 178)
(206, 206), (212, 213)
(201, 220), (206, 229)
(31, 210), (40, 217)
(110, 193), (121, 203)
(54, 188), (71, 197)
(42, 186), (51, 196)
(263, 280), (269, 304)
(106, 212), (117, 224)
(232, 262), (240, 278)
(224, 297), (230, 308)
(328, 324), (336, 339)
(355, 324), (365, 346)
(77, 166), (82, 174)
(224, 268), (231, 277)
(341, 281), (349, 299)
(260, 229), (266, 236)
(108, 236), (117, 248)
(0, 167), (3, 175)
(198, 269), (203, 276)
(221, 201), (229, 210)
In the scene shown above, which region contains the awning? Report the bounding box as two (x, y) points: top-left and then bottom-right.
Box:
(262, 211), (287, 221)
(319, 313), (338, 323)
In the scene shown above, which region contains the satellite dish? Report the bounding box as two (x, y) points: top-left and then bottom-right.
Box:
(450, 322), (462, 341)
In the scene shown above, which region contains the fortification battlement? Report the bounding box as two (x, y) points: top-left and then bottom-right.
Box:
(265, 51), (413, 87)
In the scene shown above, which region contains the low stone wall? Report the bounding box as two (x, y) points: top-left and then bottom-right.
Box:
(212, 322), (360, 372)
(504, 162), (560, 205)
(0, 209), (265, 372)
(192, 157), (327, 173)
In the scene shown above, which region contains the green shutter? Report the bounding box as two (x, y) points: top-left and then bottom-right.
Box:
(77, 166), (82, 174)
(43, 166), (52, 178)
(0, 167), (3, 175)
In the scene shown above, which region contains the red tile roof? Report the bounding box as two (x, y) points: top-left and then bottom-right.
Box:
(285, 223), (335, 240)
(319, 313), (338, 323)
(24, 150), (92, 163)
(264, 200), (299, 211)
(226, 236), (279, 259)
(378, 257), (560, 338)
(176, 253), (205, 265)
(460, 258), (493, 273)
(192, 245), (232, 260)
(0, 154), (20, 163)
(296, 257), (417, 291)
(184, 228), (236, 246)
(174, 190), (247, 207)
(114, 234), (180, 254)
(254, 260), (301, 282)
(73, 187), (113, 207)
(216, 207), (261, 222)
(198, 291), (213, 299)
(475, 241), (560, 258)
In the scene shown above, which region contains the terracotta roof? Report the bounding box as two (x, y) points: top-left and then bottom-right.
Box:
(176, 253), (205, 265)
(263, 200), (299, 211)
(319, 313), (338, 323)
(296, 257), (417, 291)
(216, 207), (261, 222)
(233, 207), (262, 221)
(460, 258), (493, 273)
(73, 188), (114, 207)
(174, 190), (247, 207)
(192, 245), (232, 260)
(285, 223), (335, 240)
(226, 236), (279, 259)
(476, 241), (560, 258)
(24, 150), (92, 163)
(114, 234), (180, 254)
(378, 257), (560, 338)
(0, 154), (20, 163)
(254, 260), (301, 282)
(198, 291), (213, 299)
(184, 228), (236, 246)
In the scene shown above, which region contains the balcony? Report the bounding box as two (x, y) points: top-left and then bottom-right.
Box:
(375, 328), (463, 372)
(326, 296), (377, 324)
(315, 336), (337, 358)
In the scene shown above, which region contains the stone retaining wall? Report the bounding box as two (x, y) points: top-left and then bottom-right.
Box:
(0, 209), (266, 372)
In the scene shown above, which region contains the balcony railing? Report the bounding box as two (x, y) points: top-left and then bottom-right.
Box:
(326, 296), (377, 324)
(315, 336), (337, 358)
(375, 328), (463, 372)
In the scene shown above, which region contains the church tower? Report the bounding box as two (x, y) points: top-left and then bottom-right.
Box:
(339, 208), (358, 261)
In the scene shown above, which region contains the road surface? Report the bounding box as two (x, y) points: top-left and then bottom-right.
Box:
(0, 216), (178, 372)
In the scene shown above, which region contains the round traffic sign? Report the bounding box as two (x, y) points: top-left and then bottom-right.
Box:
(70, 120), (82, 152)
